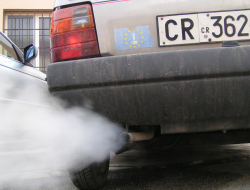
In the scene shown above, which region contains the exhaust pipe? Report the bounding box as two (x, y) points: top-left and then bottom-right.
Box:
(115, 128), (154, 154)
(119, 129), (154, 143)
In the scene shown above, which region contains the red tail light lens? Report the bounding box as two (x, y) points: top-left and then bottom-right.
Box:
(51, 41), (99, 62)
(50, 28), (96, 48)
(50, 4), (100, 63)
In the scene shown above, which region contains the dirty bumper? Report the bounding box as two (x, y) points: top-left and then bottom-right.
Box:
(47, 46), (250, 134)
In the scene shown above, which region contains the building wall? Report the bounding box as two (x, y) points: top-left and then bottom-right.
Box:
(0, 0), (54, 31)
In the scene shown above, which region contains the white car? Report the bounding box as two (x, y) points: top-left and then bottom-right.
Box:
(47, 0), (250, 189)
(0, 31), (52, 176)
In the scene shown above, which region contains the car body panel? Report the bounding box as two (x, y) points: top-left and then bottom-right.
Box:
(0, 31), (51, 172)
(54, 0), (250, 56)
(47, 45), (250, 132)
(0, 55), (48, 104)
(49, 0), (250, 133)
(0, 31), (48, 108)
(0, 55), (46, 81)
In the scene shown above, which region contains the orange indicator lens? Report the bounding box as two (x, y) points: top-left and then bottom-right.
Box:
(50, 4), (94, 36)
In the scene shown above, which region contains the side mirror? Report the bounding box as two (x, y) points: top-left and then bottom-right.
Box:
(23, 44), (38, 64)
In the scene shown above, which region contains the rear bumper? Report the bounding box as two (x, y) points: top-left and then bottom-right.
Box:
(47, 46), (250, 133)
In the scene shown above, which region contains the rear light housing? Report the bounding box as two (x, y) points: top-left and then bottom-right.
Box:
(50, 4), (100, 63)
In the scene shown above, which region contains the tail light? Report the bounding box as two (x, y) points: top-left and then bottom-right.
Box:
(50, 4), (100, 63)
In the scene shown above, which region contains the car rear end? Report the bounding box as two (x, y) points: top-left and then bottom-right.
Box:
(50, 0), (250, 59)
(48, 0), (250, 129)
(47, 0), (250, 189)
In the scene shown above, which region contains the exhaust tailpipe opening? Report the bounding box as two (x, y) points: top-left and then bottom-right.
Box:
(119, 129), (154, 143)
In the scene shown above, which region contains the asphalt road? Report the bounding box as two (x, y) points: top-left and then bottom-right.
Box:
(1, 144), (250, 190)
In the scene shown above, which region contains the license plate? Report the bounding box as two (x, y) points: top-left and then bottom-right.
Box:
(157, 10), (250, 46)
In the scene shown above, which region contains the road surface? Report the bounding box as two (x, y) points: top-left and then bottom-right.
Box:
(1, 144), (250, 190)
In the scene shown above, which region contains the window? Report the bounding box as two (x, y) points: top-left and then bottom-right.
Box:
(0, 33), (18, 61)
(3, 10), (53, 73)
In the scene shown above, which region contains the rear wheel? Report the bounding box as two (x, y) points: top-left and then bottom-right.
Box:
(68, 159), (110, 190)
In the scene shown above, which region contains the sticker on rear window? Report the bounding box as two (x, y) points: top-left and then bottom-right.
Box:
(114, 26), (154, 50)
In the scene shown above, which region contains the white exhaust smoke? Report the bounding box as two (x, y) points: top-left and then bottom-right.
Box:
(0, 73), (123, 186)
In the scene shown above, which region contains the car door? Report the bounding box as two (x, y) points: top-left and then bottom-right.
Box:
(0, 31), (48, 106)
(0, 32), (53, 172)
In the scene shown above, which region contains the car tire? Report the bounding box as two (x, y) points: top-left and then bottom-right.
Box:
(68, 158), (110, 190)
